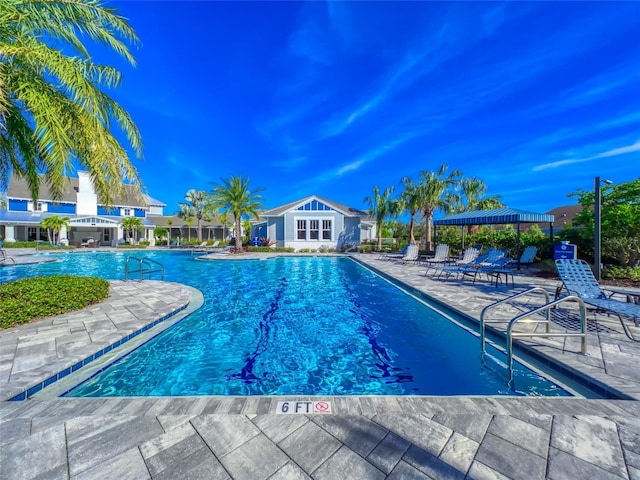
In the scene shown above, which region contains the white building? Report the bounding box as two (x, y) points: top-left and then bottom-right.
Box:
(0, 172), (163, 246)
(252, 195), (376, 250)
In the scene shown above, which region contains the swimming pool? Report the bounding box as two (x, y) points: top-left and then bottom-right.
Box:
(2, 251), (572, 397)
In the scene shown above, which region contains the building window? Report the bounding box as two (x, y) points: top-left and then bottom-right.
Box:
(297, 220), (306, 240)
(322, 220), (332, 240)
(295, 218), (332, 241)
(28, 201), (45, 212)
(309, 220), (319, 240)
(103, 228), (111, 242)
(123, 208), (131, 217)
(27, 227), (38, 241)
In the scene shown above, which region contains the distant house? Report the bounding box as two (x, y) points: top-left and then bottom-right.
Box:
(0, 172), (164, 246)
(533, 205), (584, 234)
(252, 195), (376, 250)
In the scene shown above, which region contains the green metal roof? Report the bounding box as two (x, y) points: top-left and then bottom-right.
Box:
(434, 208), (554, 226)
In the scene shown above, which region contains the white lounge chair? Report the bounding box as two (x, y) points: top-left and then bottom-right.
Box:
(398, 244), (419, 264)
(421, 244), (450, 267)
(380, 245), (408, 261)
(555, 259), (640, 341)
(426, 247), (479, 277)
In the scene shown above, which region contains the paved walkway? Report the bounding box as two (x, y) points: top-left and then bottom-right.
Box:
(1, 254), (640, 479)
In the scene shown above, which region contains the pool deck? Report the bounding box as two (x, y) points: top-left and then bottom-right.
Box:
(2, 252), (640, 479)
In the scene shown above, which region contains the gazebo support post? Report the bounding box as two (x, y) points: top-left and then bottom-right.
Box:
(516, 223), (521, 270)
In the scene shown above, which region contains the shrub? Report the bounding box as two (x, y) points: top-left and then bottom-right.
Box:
(248, 246), (277, 253)
(0, 275), (110, 328)
(35, 244), (75, 251)
(604, 265), (640, 282)
(2, 241), (38, 248)
(117, 244), (147, 249)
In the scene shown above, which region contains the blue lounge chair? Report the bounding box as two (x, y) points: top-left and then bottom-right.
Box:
(518, 246), (538, 268)
(555, 259), (640, 341)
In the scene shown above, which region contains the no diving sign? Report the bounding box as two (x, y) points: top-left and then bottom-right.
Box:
(276, 401), (332, 414)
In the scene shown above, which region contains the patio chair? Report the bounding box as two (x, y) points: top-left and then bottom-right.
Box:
(381, 245), (408, 261)
(420, 244), (450, 268)
(555, 259), (640, 341)
(398, 244), (419, 264)
(518, 246), (537, 268)
(431, 251), (487, 280)
(425, 246), (476, 277)
(459, 256), (512, 284)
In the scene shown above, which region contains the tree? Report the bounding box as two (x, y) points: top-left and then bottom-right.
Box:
(1, 0), (143, 205)
(178, 190), (210, 242)
(454, 176), (504, 234)
(40, 215), (70, 245)
(364, 185), (394, 251)
(121, 217), (143, 244)
(210, 175), (265, 251)
(419, 164), (461, 250)
(571, 178), (640, 267)
(166, 219), (173, 242)
(184, 216), (195, 242)
(154, 227), (168, 243)
(400, 177), (422, 244)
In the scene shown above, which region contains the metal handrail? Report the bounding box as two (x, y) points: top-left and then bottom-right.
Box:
(480, 287), (551, 353)
(125, 256), (164, 281)
(506, 295), (587, 384)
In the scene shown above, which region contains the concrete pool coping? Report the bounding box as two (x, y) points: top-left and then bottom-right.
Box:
(1, 251), (640, 479)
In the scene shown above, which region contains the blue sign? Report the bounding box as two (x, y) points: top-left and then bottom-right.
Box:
(553, 243), (577, 261)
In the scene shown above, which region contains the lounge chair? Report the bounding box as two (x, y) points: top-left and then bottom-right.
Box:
(424, 246), (474, 277)
(380, 245), (408, 261)
(398, 244), (419, 264)
(459, 256), (512, 284)
(420, 244), (450, 267)
(555, 259), (640, 341)
(518, 246), (537, 268)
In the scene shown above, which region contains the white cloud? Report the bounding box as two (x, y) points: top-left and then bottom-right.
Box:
(533, 140), (640, 171)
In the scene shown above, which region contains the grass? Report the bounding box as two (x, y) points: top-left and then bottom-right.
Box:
(0, 275), (110, 329)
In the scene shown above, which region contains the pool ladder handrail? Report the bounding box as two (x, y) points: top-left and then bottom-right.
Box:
(480, 287), (587, 384)
(125, 256), (165, 281)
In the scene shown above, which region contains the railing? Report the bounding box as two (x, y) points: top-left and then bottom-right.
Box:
(125, 256), (164, 281)
(480, 287), (588, 385)
(506, 295), (587, 384)
(480, 287), (551, 353)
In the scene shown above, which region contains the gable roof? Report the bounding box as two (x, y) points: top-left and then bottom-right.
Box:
(7, 174), (78, 203)
(260, 195), (370, 218)
(434, 207), (554, 226)
(7, 172), (148, 208)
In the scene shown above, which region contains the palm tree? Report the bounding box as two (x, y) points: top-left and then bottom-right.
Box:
(166, 219), (173, 243)
(210, 175), (265, 251)
(419, 164), (462, 250)
(1, 0), (143, 205)
(178, 189), (210, 242)
(40, 215), (70, 245)
(184, 216), (195, 243)
(364, 185), (394, 251)
(400, 177), (422, 244)
(455, 177), (504, 234)
(121, 217), (143, 244)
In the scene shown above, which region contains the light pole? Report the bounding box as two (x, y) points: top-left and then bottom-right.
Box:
(594, 176), (613, 280)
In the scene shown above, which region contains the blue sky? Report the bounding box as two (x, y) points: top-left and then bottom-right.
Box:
(106, 1), (639, 217)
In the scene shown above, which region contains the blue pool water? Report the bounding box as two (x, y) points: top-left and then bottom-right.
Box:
(1, 251), (571, 397)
